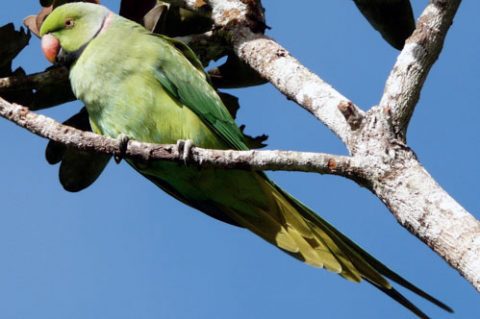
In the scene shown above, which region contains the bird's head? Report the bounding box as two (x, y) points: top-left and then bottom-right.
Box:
(40, 3), (112, 65)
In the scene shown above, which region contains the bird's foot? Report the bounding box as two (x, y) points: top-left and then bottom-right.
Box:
(176, 139), (194, 164)
(114, 134), (130, 164)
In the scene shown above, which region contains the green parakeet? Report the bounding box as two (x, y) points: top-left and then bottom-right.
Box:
(353, 0), (415, 49)
(39, 3), (450, 318)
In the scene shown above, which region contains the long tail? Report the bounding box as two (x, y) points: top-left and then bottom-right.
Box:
(223, 173), (453, 319)
(275, 184), (453, 318)
(144, 168), (452, 318)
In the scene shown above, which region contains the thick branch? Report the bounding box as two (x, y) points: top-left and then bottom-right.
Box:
(0, 96), (355, 177)
(229, 29), (364, 146)
(371, 157), (480, 291)
(379, 0), (461, 136)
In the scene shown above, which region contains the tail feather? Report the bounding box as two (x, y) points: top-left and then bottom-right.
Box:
(272, 183), (452, 318)
(145, 168), (452, 318)
(282, 190), (391, 288)
(332, 226), (454, 313)
(307, 221), (362, 282)
(369, 281), (431, 319)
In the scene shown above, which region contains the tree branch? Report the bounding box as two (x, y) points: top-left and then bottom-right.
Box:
(371, 156), (480, 291)
(0, 66), (68, 91)
(229, 29), (365, 146)
(379, 0), (462, 137)
(0, 67), (74, 110)
(0, 96), (356, 177)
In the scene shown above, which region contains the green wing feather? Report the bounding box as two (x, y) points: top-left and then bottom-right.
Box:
(152, 35), (249, 151)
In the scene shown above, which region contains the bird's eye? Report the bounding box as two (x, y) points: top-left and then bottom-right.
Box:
(64, 18), (75, 28)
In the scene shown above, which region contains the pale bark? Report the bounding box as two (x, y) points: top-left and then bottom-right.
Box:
(0, 96), (356, 176)
(371, 157), (480, 290)
(379, 0), (462, 136)
(230, 29), (363, 145)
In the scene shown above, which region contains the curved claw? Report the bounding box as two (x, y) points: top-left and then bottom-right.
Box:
(176, 139), (194, 164)
(114, 134), (130, 164)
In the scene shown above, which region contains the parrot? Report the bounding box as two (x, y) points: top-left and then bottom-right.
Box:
(353, 0), (415, 49)
(27, 0), (253, 192)
(39, 3), (451, 318)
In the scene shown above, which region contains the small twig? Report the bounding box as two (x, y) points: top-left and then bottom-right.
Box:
(338, 101), (364, 130)
(0, 96), (357, 177)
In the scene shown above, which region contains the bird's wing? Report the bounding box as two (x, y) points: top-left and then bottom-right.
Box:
(152, 34), (249, 151)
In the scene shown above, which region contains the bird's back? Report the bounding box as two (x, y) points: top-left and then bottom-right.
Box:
(70, 16), (226, 149)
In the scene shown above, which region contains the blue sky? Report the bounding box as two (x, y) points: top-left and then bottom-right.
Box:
(0, 1), (479, 318)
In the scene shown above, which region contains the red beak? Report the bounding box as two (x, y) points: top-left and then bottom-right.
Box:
(41, 34), (60, 63)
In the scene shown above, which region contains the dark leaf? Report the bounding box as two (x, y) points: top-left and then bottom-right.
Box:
(119, 0), (157, 24)
(45, 107), (91, 164)
(27, 79), (75, 110)
(40, 0), (53, 7)
(167, 8), (212, 36)
(239, 125), (268, 149)
(141, 3), (213, 37)
(218, 91), (268, 148)
(59, 149), (111, 192)
(218, 91), (239, 119)
(0, 23), (31, 76)
(0, 23), (32, 104)
(53, 0), (100, 8)
(26, 67), (75, 110)
(144, 3), (169, 32)
(353, 0), (415, 50)
(209, 55), (267, 89)
(46, 107), (111, 192)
